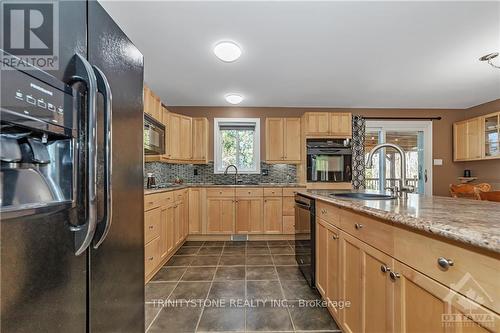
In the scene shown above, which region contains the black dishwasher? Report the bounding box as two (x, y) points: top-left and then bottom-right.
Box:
(294, 193), (316, 288)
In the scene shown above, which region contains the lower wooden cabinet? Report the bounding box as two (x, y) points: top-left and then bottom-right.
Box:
(263, 197), (283, 233)
(207, 197), (235, 234)
(316, 220), (328, 296)
(188, 188), (203, 234)
(235, 198), (263, 233)
(326, 226), (341, 319)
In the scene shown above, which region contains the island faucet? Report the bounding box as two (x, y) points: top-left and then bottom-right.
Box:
(224, 164), (239, 185)
(366, 143), (414, 197)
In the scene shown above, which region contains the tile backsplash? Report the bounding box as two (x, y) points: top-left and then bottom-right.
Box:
(144, 162), (297, 186)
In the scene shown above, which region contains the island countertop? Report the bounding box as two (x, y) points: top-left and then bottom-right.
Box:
(298, 190), (500, 254)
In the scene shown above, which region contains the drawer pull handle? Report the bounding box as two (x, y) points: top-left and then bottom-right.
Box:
(380, 265), (391, 273)
(354, 223), (363, 230)
(437, 257), (454, 270)
(331, 234), (339, 240)
(389, 271), (400, 281)
(148, 257), (154, 261)
(149, 225), (154, 229)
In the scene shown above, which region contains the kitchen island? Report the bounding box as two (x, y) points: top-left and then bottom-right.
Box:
(299, 190), (500, 333)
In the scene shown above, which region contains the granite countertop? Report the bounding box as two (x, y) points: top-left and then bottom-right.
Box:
(144, 183), (306, 195)
(298, 189), (500, 254)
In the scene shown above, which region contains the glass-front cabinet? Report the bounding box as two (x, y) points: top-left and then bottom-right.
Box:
(484, 113), (499, 158)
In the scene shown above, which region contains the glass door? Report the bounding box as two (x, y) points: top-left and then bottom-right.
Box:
(364, 121), (433, 195)
(484, 113), (499, 158)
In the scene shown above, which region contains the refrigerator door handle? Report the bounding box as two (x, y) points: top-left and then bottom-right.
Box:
(69, 54), (99, 256)
(92, 66), (113, 249)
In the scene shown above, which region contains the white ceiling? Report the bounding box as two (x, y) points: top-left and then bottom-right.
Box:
(100, 1), (500, 108)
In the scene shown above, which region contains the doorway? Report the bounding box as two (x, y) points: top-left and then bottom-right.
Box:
(364, 121), (433, 195)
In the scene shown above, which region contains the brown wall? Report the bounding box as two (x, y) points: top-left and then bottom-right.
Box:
(170, 101), (500, 196)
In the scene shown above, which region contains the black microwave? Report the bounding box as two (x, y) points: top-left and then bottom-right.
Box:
(306, 139), (352, 182)
(144, 114), (165, 155)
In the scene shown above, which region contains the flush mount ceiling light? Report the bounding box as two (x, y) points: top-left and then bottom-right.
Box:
(225, 93), (244, 105)
(214, 41), (242, 62)
(479, 52), (500, 69)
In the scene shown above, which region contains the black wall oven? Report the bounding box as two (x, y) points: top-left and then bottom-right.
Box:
(294, 193), (315, 287)
(307, 139), (352, 182)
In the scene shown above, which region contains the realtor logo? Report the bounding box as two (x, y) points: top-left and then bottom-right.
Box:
(1, 1), (59, 69)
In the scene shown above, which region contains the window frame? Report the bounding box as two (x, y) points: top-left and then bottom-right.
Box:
(213, 118), (261, 174)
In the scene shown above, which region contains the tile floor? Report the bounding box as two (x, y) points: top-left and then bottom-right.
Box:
(145, 240), (341, 332)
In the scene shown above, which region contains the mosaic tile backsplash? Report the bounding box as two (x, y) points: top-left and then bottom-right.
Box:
(144, 162), (297, 186)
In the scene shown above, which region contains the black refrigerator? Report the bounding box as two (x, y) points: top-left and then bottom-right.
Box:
(0, 1), (145, 332)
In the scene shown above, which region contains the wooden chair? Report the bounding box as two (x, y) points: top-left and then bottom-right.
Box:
(475, 190), (500, 202)
(449, 183), (491, 199)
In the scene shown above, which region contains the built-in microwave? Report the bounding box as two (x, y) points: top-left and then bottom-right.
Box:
(144, 114), (165, 155)
(306, 139), (352, 182)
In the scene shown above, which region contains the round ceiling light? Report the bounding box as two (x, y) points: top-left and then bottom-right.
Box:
(214, 41), (242, 62)
(225, 94), (244, 105)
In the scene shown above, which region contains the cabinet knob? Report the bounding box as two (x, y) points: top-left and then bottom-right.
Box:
(389, 271), (400, 281)
(149, 225), (154, 229)
(437, 257), (454, 270)
(148, 257), (154, 261)
(354, 223), (363, 230)
(380, 265), (391, 273)
(331, 234), (339, 240)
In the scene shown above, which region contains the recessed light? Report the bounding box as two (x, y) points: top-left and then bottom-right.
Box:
(214, 41), (242, 62)
(225, 94), (244, 105)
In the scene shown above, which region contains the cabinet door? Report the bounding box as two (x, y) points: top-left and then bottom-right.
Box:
(221, 198), (235, 233)
(393, 261), (498, 333)
(166, 205), (175, 253)
(143, 86), (151, 116)
(188, 189), (202, 234)
(454, 121), (468, 161)
(266, 118), (284, 161)
(192, 118), (208, 162)
(284, 117), (301, 161)
(159, 205), (169, 259)
(264, 197), (283, 233)
(168, 113), (181, 160)
(174, 204), (182, 246)
(326, 226), (341, 320)
(330, 113), (352, 137)
(316, 220), (328, 297)
(207, 198), (222, 233)
(305, 112), (330, 135)
(145, 207), (161, 243)
(282, 196), (295, 216)
(180, 115), (192, 160)
(467, 118), (481, 160)
(236, 198), (263, 233)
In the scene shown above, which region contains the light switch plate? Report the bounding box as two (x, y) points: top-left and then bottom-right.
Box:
(433, 159), (443, 166)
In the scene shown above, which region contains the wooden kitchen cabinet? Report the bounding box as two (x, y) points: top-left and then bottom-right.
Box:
(188, 188), (203, 234)
(265, 117), (301, 163)
(284, 117), (302, 162)
(207, 198), (235, 234)
(326, 226), (341, 320)
(180, 115), (192, 160)
(454, 112), (500, 161)
(144, 207), (161, 244)
(330, 113), (352, 137)
(168, 113), (181, 160)
(304, 112), (330, 135)
(316, 219), (328, 296)
(263, 197), (283, 233)
(235, 198), (263, 233)
(143, 85), (162, 122)
(304, 112), (352, 137)
(192, 118), (209, 163)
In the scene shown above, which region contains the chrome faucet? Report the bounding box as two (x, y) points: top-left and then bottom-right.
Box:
(224, 164), (239, 185)
(366, 143), (414, 197)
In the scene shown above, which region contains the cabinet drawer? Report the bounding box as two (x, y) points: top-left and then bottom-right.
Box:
(235, 188), (263, 197)
(340, 209), (394, 255)
(206, 188), (235, 197)
(283, 197), (295, 216)
(145, 236), (160, 277)
(263, 188), (282, 197)
(144, 193), (164, 211)
(283, 216), (295, 234)
(173, 189), (187, 202)
(144, 207), (161, 243)
(283, 187), (304, 197)
(317, 201), (341, 227)
(394, 226), (500, 313)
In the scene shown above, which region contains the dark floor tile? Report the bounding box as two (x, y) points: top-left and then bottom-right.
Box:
(214, 266), (245, 281)
(246, 266), (278, 280)
(272, 255), (297, 265)
(203, 241), (225, 247)
(152, 267), (187, 282)
(219, 255), (246, 266)
(145, 303), (162, 329)
(246, 303), (294, 331)
(281, 280), (321, 300)
(224, 241), (246, 247)
(183, 241), (205, 247)
(145, 282), (177, 302)
(276, 266), (306, 281)
(168, 281), (211, 301)
(246, 281), (284, 300)
(165, 255), (194, 267)
(197, 307), (245, 332)
(246, 255), (273, 266)
(222, 247), (246, 255)
(207, 281), (245, 301)
(190, 256), (220, 267)
(246, 241), (268, 247)
(246, 247), (270, 255)
(270, 246), (294, 254)
(181, 267), (216, 281)
(148, 306), (202, 333)
(176, 247), (200, 255)
(198, 247), (223, 256)
(289, 304), (340, 331)
(267, 240), (290, 246)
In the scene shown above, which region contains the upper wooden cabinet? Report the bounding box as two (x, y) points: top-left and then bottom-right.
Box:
(304, 112), (352, 137)
(454, 111), (500, 161)
(192, 118), (209, 163)
(265, 117), (301, 163)
(143, 85), (162, 122)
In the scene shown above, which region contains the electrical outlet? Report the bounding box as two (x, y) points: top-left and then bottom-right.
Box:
(194, 168), (199, 175)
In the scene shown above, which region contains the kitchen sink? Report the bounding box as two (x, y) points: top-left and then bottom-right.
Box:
(330, 192), (396, 200)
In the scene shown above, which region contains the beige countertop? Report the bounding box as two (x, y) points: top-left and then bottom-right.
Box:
(144, 183), (306, 195)
(298, 190), (500, 254)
